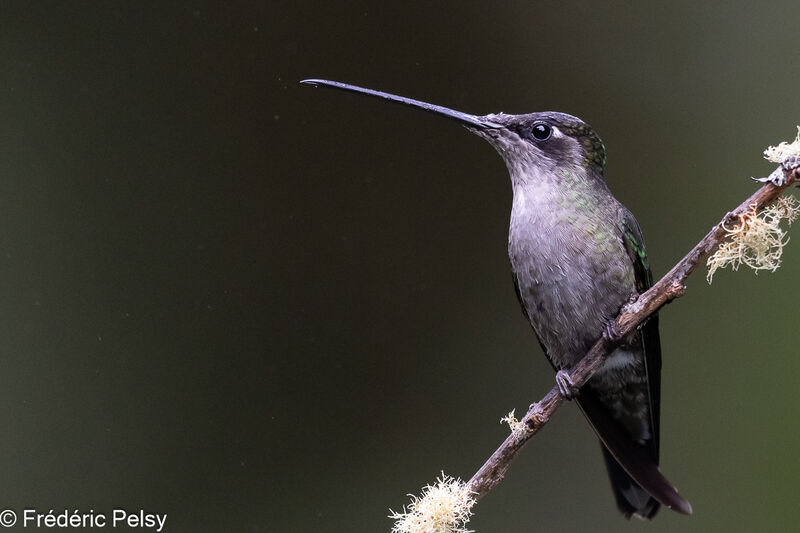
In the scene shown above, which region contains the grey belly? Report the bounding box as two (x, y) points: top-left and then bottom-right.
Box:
(513, 257), (632, 370)
(512, 252), (652, 442)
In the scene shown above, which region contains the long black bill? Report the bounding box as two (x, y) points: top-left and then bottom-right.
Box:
(300, 79), (502, 129)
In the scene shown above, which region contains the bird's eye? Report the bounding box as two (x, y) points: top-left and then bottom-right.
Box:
(531, 123), (552, 141)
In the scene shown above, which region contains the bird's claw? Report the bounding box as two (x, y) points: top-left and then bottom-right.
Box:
(555, 370), (578, 400)
(603, 320), (623, 343)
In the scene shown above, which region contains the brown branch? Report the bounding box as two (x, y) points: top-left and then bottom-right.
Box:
(466, 166), (800, 501)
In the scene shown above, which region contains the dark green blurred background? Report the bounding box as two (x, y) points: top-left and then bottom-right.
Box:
(1, 2), (798, 531)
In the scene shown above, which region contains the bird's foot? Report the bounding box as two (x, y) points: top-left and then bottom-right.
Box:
(603, 320), (623, 343)
(555, 370), (578, 400)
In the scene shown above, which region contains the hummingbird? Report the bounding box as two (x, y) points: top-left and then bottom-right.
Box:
(300, 79), (692, 519)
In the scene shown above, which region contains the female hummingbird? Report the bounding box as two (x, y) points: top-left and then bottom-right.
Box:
(301, 79), (692, 519)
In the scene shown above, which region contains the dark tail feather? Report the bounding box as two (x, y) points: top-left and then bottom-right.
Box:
(601, 445), (660, 519)
(577, 391), (692, 517)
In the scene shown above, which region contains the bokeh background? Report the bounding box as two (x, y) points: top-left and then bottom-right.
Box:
(1, 2), (799, 531)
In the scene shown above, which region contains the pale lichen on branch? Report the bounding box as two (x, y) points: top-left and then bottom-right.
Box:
(499, 409), (529, 442)
(706, 196), (799, 282)
(763, 126), (800, 164)
(389, 473), (476, 533)
(707, 127), (800, 282)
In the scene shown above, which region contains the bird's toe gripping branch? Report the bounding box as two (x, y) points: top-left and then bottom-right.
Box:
(555, 370), (578, 400)
(602, 320), (624, 344)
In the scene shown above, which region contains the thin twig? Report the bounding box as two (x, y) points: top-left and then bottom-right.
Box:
(466, 167), (800, 501)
